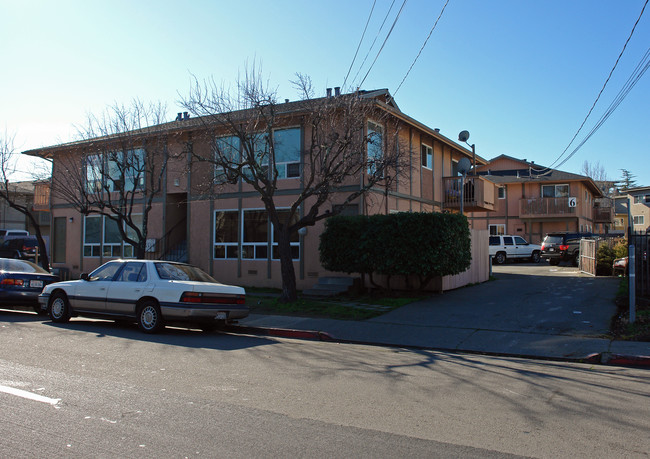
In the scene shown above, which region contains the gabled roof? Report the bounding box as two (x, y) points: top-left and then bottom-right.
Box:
(22, 88), (484, 165)
(478, 155), (603, 196)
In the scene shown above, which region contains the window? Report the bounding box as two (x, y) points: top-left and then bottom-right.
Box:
(215, 136), (241, 182)
(214, 210), (239, 259)
(489, 224), (505, 235)
(213, 209), (300, 261)
(514, 236), (527, 245)
(85, 149), (145, 193)
(88, 262), (122, 281)
(451, 160), (459, 177)
(367, 121), (384, 175)
(633, 215), (645, 225)
(489, 236), (500, 246)
(498, 187), (506, 199)
(421, 144), (432, 170)
(503, 236), (514, 245)
(634, 196), (642, 204)
(273, 128), (301, 179)
(83, 215), (140, 258)
(542, 184), (569, 198)
(115, 262), (147, 282)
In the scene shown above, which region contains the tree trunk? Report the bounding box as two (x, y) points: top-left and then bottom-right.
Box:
(276, 229), (298, 303)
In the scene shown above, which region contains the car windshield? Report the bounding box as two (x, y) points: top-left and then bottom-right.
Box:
(0, 258), (49, 274)
(544, 236), (563, 244)
(155, 262), (218, 283)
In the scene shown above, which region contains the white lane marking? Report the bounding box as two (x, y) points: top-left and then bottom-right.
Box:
(0, 384), (60, 406)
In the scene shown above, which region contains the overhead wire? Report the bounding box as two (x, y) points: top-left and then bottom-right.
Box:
(533, 0), (648, 175)
(358, 0), (409, 88)
(393, 0), (450, 97)
(350, 0), (398, 87)
(342, 0), (377, 89)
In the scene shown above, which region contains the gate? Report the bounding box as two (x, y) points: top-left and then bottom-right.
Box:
(579, 239), (597, 276)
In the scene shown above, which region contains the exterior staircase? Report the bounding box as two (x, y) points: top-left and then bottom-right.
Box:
(303, 277), (357, 297)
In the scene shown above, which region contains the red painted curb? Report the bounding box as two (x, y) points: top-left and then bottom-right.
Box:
(606, 354), (650, 367)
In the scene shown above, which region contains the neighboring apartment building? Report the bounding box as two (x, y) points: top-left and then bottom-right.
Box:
(0, 181), (51, 238)
(23, 89), (494, 290)
(470, 155), (607, 244)
(612, 186), (650, 235)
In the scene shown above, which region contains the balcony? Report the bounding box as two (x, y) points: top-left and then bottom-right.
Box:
(593, 206), (614, 224)
(32, 182), (50, 211)
(443, 175), (495, 212)
(519, 197), (576, 219)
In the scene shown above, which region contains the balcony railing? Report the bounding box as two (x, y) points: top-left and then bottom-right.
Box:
(519, 197), (576, 218)
(593, 206), (614, 223)
(443, 175), (495, 212)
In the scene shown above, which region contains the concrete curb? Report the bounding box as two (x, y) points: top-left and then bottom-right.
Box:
(226, 324), (650, 368)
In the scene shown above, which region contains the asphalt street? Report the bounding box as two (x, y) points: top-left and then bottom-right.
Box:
(1, 312), (649, 458)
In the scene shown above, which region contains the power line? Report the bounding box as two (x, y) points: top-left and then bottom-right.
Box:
(535, 0), (648, 175)
(393, 0), (450, 97)
(342, 0), (377, 89)
(359, 0), (409, 88)
(351, 0), (398, 87)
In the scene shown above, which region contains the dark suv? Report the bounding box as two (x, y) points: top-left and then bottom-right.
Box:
(0, 236), (39, 261)
(541, 232), (593, 266)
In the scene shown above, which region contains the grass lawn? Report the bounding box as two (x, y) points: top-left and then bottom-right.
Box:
(245, 290), (423, 321)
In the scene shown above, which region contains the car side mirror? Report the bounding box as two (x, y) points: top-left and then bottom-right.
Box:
(80, 273), (89, 281)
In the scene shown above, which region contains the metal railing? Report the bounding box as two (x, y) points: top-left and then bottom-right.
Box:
(442, 176), (494, 211)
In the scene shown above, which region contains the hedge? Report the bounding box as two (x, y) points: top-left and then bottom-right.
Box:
(319, 212), (471, 288)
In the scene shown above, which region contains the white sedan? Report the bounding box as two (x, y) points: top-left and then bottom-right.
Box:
(38, 260), (247, 333)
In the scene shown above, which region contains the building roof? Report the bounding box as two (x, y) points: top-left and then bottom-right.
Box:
(22, 88), (486, 165)
(478, 155), (603, 196)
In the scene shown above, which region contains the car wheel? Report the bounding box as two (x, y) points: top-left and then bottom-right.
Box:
(531, 251), (541, 263)
(49, 292), (70, 323)
(137, 301), (164, 334)
(495, 252), (506, 264)
(572, 253), (580, 267)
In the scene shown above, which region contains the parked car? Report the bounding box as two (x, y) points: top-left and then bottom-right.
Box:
(0, 229), (29, 245)
(613, 257), (628, 276)
(489, 235), (542, 264)
(39, 260), (248, 333)
(0, 236), (40, 261)
(540, 232), (593, 266)
(0, 258), (59, 314)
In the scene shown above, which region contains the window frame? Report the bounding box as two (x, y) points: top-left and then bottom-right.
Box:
(83, 214), (141, 259)
(421, 143), (433, 170)
(498, 186), (506, 199)
(367, 120), (384, 176)
(633, 215), (645, 225)
(542, 184), (569, 198)
(489, 224), (505, 235)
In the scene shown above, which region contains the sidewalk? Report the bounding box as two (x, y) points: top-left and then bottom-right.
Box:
(231, 264), (650, 367)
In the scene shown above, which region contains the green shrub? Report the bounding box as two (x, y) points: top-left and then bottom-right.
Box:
(596, 244), (615, 276)
(319, 212), (471, 288)
(613, 240), (628, 259)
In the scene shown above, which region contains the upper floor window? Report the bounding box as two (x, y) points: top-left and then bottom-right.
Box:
(633, 215), (645, 225)
(498, 186), (506, 199)
(85, 149), (145, 193)
(542, 184), (569, 198)
(421, 144), (432, 170)
(367, 121), (384, 175)
(489, 224), (505, 235)
(215, 128), (301, 182)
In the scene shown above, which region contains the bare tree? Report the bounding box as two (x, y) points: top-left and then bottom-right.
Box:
(51, 100), (170, 259)
(581, 160), (609, 182)
(0, 131), (52, 270)
(182, 68), (409, 302)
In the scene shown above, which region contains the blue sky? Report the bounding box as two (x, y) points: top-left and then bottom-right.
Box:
(2, 0), (649, 185)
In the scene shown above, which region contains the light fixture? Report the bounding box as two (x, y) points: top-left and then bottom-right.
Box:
(68, 217), (74, 223)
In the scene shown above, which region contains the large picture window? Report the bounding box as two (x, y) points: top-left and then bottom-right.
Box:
(83, 215), (141, 258)
(84, 149), (145, 193)
(213, 209), (300, 261)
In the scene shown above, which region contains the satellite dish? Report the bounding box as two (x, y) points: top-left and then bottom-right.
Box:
(458, 157), (471, 174)
(458, 130), (470, 143)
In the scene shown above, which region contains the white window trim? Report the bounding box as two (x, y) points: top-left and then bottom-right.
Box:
(541, 183), (569, 198)
(83, 215), (141, 259)
(633, 215), (645, 225)
(489, 224), (506, 235)
(498, 186), (506, 199)
(421, 143), (433, 170)
(213, 208), (240, 260)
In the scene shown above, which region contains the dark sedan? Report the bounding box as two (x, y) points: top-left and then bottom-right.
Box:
(0, 258), (59, 314)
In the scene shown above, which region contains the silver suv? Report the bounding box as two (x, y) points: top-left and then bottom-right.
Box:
(489, 235), (542, 264)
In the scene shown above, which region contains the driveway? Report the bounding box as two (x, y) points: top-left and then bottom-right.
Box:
(371, 262), (619, 337)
